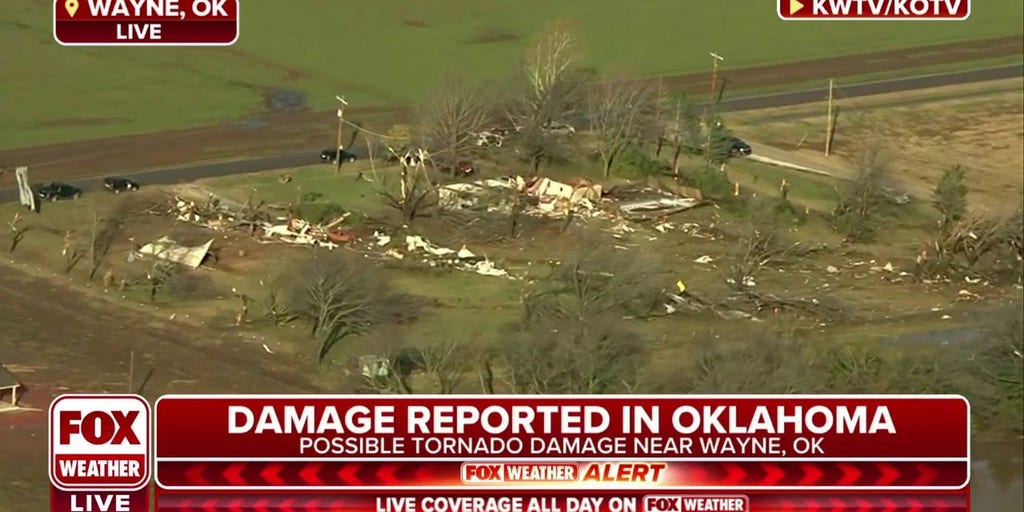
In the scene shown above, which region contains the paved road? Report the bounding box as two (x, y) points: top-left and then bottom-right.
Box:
(2, 64), (1021, 204)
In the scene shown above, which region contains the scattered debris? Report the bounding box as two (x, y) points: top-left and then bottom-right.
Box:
(133, 237), (213, 269)
(694, 255), (714, 264)
(399, 235), (510, 278)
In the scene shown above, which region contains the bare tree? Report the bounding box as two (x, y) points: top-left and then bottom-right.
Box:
(496, 242), (660, 394)
(831, 143), (891, 242)
(373, 149), (438, 223)
(88, 208), (124, 280)
(667, 95), (703, 176)
(588, 78), (653, 177)
(420, 76), (493, 175)
(274, 252), (417, 364)
(8, 213), (28, 253)
(506, 22), (586, 174)
(499, 317), (649, 394)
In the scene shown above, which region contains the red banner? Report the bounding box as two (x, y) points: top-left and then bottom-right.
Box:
(152, 491), (969, 512)
(155, 395), (969, 461)
(53, 0), (239, 45)
(154, 460), (968, 489)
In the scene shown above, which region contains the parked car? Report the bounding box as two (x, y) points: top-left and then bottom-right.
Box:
(725, 136), (752, 157)
(320, 148), (358, 164)
(37, 182), (82, 201)
(103, 176), (140, 193)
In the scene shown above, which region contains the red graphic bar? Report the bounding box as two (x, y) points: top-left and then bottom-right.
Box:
(154, 395), (970, 459)
(52, 486), (149, 512)
(53, 0), (239, 45)
(155, 460), (969, 489)
(153, 492), (969, 512)
(778, 0), (970, 20)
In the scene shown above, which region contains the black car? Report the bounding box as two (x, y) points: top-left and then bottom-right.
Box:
(725, 136), (752, 157)
(103, 176), (140, 193)
(37, 182), (82, 201)
(320, 148), (358, 164)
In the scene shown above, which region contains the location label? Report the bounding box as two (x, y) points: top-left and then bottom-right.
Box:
(779, 0), (970, 20)
(53, 0), (240, 46)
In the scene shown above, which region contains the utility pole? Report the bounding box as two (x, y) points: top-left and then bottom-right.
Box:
(825, 79), (834, 157)
(709, 52), (725, 105)
(335, 95), (348, 175)
(705, 52), (725, 160)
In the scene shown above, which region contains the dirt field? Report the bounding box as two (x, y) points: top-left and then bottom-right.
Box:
(730, 78), (1024, 211)
(0, 36), (1019, 186)
(0, 262), (329, 511)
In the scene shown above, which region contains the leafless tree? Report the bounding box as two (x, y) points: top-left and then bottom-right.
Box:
(831, 143), (891, 242)
(87, 208), (124, 280)
(145, 260), (179, 302)
(506, 22), (586, 174)
(588, 78), (654, 177)
(666, 96), (703, 176)
(496, 242), (660, 394)
(498, 316), (649, 394)
(273, 252), (418, 364)
(373, 149), (438, 223)
(8, 213), (28, 253)
(420, 76), (493, 175)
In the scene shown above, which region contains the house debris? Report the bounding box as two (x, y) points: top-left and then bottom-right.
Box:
(133, 237), (213, 269)
(168, 194), (355, 248)
(438, 176), (603, 218)
(399, 235), (510, 278)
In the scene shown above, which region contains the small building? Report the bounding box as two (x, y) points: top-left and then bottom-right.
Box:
(0, 365), (21, 408)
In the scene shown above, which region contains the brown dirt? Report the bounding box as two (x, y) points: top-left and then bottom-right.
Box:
(0, 263), (327, 511)
(0, 36), (1020, 187)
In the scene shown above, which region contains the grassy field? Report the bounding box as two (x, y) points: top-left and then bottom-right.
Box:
(3, 0), (1023, 148)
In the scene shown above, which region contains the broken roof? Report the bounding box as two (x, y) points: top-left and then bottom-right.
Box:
(0, 365), (20, 389)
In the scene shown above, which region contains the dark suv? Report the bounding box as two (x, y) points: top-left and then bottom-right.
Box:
(37, 182), (82, 201)
(320, 148), (358, 164)
(103, 177), (140, 193)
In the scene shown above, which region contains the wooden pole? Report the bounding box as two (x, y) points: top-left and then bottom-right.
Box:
(825, 79), (835, 157)
(128, 350), (135, 393)
(335, 100), (346, 175)
(709, 56), (720, 104)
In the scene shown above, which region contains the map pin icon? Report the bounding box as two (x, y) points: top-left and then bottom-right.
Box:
(65, 0), (79, 17)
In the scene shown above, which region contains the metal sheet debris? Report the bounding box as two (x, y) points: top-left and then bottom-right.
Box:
(136, 237), (213, 269)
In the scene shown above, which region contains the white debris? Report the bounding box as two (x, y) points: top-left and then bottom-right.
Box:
(654, 222), (674, 233)
(471, 260), (508, 277)
(941, 315), (952, 320)
(694, 255), (714, 264)
(883, 262), (894, 272)
(457, 246), (476, 259)
(405, 235), (455, 257)
(373, 231), (391, 246)
(826, 265), (839, 274)
(964, 276), (981, 284)
(742, 276), (756, 287)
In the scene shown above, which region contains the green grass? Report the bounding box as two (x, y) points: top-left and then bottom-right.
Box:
(198, 164), (385, 213)
(4, 0), (1022, 149)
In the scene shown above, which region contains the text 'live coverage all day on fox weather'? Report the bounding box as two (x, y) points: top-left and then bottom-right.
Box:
(49, 394), (972, 512)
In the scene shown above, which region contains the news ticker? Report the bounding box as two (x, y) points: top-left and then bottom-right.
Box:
(53, 0), (239, 46)
(50, 394), (971, 512)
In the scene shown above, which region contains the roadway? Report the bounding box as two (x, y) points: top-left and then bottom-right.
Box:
(2, 63), (1021, 204)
